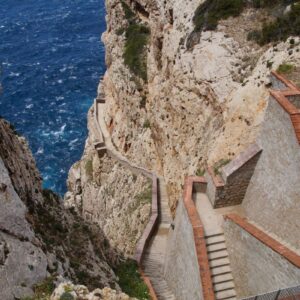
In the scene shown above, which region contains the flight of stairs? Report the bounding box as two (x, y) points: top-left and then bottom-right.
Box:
(143, 224), (176, 300)
(142, 179), (176, 300)
(206, 233), (237, 300)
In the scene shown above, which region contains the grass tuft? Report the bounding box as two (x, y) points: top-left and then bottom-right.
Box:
(115, 260), (150, 299)
(277, 63), (295, 74)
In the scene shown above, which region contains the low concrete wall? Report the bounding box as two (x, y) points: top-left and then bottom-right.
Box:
(224, 219), (300, 298)
(164, 200), (203, 300)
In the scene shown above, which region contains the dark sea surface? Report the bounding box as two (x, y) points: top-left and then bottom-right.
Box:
(0, 0), (106, 194)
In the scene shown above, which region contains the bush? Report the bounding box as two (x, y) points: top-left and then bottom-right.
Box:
(277, 63), (295, 74)
(22, 277), (55, 300)
(213, 159), (231, 175)
(115, 260), (150, 299)
(193, 0), (245, 32)
(248, 2), (300, 45)
(135, 184), (152, 205)
(121, 1), (135, 20)
(124, 23), (150, 81)
(60, 292), (74, 300)
(143, 119), (151, 128)
(196, 168), (205, 176)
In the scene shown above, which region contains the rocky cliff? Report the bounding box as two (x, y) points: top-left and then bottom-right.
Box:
(68, 0), (300, 220)
(0, 118), (124, 299)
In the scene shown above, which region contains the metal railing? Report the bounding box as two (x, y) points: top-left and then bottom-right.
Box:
(241, 285), (300, 300)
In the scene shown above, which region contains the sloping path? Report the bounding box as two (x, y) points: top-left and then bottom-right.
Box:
(95, 100), (176, 299)
(193, 192), (237, 300)
(142, 178), (175, 300)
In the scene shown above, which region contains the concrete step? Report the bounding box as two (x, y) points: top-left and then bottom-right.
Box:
(212, 273), (234, 284)
(208, 250), (229, 260)
(207, 243), (227, 253)
(210, 257), (230, 268)
(211, 265), (232, 276)
(206, 234), (225, 245)
(214, 281), (235, 292)
(215, 289), (237, 300)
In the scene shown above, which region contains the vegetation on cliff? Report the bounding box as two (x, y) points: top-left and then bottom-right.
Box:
(119, 1), (150, 81)
(248, 2), (300, 45)
(193, 0), (300, 45)
(115, 260), (150, 299)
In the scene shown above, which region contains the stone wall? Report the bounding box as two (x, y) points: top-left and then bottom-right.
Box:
(205, 144), (262, 208)
(164, 200), (203, 300)
(242, 96), (300, 250)
(224, 219), (300, 298)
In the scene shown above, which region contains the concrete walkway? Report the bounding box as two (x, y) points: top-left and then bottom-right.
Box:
(193, 192), (238, 300)
(95, 101), (176, 299)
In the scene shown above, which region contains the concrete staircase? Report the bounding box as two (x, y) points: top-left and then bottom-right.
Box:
(206, 233), (237, 300)
(142, 179), (176, 300)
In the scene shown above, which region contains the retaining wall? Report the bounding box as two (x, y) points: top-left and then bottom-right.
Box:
(242, 74), (300, 250)
(205, 144), (262, 208)
(164, 177), (214, 300)
(224, 215), (300, 298)
(164, 200), (204, 300)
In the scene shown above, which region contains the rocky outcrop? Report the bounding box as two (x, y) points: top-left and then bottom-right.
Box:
(70, 0), (300, 222)
(65, 109), (151, 257)
(51, 281), (137, 300)
(0, 118), (120, 299)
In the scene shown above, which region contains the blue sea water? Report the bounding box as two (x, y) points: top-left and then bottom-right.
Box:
(0, 0), (106, 194)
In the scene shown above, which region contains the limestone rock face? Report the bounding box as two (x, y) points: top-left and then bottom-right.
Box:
(95, 0), (300, 213)
(0, 118), (119, 299)
(66, 110), (151, 257)
(51, 281), (137, 300)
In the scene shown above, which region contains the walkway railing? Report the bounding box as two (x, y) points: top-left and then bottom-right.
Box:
(93, 95), (159, 299)
(241, 284), (300, 300)
(183, 176), (215, 300)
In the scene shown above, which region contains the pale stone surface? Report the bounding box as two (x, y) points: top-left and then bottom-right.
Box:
(164, 200), (203, 300)
(97, 0), (300, 214)
(66, 109), (151, 257)
(224, 219), (300, 298)
(242, 96), (300, 250)
(0, 118), (120, 298)
(51, 281), (137, 300)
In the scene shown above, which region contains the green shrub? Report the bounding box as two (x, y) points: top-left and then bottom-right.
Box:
(193, 0), (245, 32)
(116, 27), (126, 36)
(60, 292), (74, 300)
(115, 260), (150, 299)
(143, 119), (151, 128)
(213, 159), (231, 175)
(135, 184), (152, 205)
(248, 2), (300, 45)
(124, 23), (150, 81)
(121, 1), (135, 20)
(277, 63), (295, 74)
(196, 168), (205, 176)
(22, 277), (55, 300)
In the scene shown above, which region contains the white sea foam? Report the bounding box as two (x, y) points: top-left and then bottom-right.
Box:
(25, 104), (33, 109)
(36, 147), (44, 155)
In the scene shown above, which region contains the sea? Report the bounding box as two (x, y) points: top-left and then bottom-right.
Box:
(0, 0), (106, 195)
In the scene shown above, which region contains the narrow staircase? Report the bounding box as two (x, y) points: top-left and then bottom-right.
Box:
(142, 179), (176, 300)
(206, 233), (237, 300)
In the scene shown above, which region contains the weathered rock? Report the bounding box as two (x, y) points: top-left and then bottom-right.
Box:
(51, 282), (137, 300)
